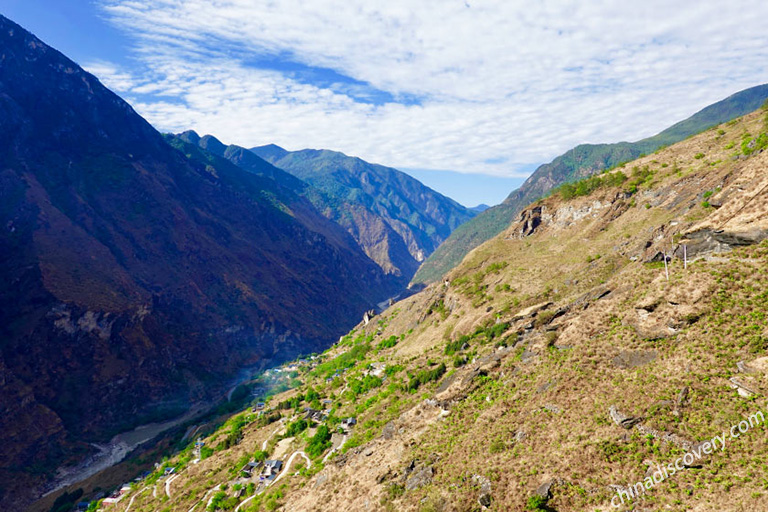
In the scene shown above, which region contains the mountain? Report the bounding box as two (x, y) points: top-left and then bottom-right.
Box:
(108, 105), (768, 512)
(251, 144), (476, 281)
(412, 83), (768, 284)
(469, 203), (490, 213)
(176, 134), (413, 287)
(0, 15), (395, 507)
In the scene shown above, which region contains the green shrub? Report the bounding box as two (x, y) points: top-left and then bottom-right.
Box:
(313, 343), (371, 378)
(377, 335), (398, 350)
(306, 425), (332, 458)
(444, 338), (466, 355)
(284, 419), (308, 437)
(348, 374), (382, 395)
(526, 495), (549, 510)
(489, 438), (506, 453)
(554, 170), (628, 200)
(407, 363), (447, 391)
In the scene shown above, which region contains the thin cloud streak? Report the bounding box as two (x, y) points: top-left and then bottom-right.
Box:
(91, 0), (768, 177)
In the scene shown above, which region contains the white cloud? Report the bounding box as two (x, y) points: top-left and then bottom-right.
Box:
(91, 0), (768, 177)
(84, 60), (140, 92)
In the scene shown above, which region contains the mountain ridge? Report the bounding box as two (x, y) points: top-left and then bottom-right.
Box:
(413, 83), (768, 284)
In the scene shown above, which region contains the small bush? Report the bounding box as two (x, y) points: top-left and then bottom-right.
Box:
(489, 438), (506, 453)
(526, 495), (549, 510)
(444, 339), (466, 355)
(377, 335), (398, 350)
(407, 363), (447, 391)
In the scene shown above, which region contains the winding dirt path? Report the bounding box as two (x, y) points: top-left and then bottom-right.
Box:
(165, 473), (180, 497)
(322, 435), (347, 464)
(262, 422), (284, 451)
(271, 451), (311, 486)
(123, 486), (149, 512)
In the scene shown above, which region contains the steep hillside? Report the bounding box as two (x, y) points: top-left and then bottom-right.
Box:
(251, 145), (475, 279)
(413, 83), (768, 285)
(0, 15), (394, 508)
(181, 134), (419, 285)
(94, 105), (768, 512)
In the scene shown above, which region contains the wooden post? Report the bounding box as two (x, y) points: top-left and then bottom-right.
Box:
(664, 248), (669, 281)
(684, 244), (687, 270)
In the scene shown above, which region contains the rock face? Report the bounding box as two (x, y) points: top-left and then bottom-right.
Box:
(472, 474), (493, 507)
(0, 15), (394, 507)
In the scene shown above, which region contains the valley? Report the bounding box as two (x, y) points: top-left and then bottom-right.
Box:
(66, 103), (768, 512)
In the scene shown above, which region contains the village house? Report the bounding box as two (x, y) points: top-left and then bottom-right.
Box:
(340, 417), (357, 431)
(304, 408), (327, 423)
(101, 483), (132, 506)
(261, 460), (283, 481)
(364, 362), (387, 378)
(240, 460), (261, 478)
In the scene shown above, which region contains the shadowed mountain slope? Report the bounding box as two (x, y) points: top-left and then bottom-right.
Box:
(179, 134), (420, 286)
(0, 15), (393, 507)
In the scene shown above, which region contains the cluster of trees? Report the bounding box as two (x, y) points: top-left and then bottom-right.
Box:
(556, 170), (628, 200)
(306, 425), (332, 458)
(377, 335), (398, 349)
(348, 374), (382, 396)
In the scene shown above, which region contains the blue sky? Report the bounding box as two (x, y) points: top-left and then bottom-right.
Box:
(4, 1), (768, 207)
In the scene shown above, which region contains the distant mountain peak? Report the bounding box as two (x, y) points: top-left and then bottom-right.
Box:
(250, 144), (475, 280)
(199, 133), (226, 154)
(251, 143), (289, 160)
(177, 129), (201, 144)
(469, 203), (490, 213)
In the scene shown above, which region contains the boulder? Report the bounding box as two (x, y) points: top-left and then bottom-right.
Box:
(535, 480), (553, 500)
(405, 465), (433, 491)
(381, 421), (396, 440)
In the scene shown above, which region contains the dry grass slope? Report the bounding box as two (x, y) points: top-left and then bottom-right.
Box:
(106, 107), (768, 512)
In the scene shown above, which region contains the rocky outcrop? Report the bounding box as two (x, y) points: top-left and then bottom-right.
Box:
(472, 474), (492, 508)
(609, 406), (643, 429)
(404, 463), (433, 491)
